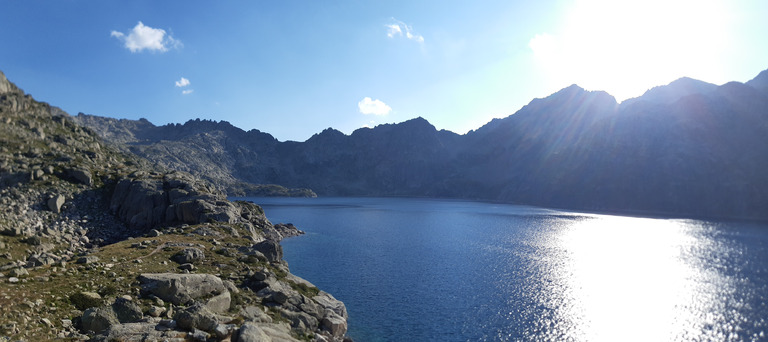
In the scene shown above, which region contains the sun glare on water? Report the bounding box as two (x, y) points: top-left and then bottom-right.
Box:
(551, 215), (740, 341)
(530, 0), (731, 101)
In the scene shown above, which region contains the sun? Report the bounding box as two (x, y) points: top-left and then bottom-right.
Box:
(530, 0), (731, 101)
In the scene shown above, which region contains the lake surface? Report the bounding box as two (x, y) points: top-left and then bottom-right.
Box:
(238, 197), (768, 341)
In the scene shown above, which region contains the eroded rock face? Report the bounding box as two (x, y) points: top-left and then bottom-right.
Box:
(252, 240), (283, 263)
(139, 273), (227, 305)
(109, 172), (248, 232)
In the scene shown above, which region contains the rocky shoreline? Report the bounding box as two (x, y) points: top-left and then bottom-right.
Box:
(0, 70), (350, 341)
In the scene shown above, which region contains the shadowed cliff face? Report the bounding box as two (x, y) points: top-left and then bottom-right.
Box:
(77, 68), (768, 220)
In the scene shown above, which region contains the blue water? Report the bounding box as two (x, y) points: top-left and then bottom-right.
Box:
(237, 197), (768, 341)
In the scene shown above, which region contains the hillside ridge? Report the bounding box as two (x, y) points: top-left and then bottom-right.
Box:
(0, 70), (350, 341)
(75, 68), (768, 221)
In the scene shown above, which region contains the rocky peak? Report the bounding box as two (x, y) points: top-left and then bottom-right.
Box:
(622, 76), (718, 108)
(0, 70), (21, 95)
(747, 68), (768, 94)
(307, 127), (346, 143)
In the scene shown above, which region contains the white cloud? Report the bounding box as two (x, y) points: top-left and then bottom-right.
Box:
(386, 19), (424, 43)
(182, 89), (194, 95)
(386, 24), (402, 38)
(111, 21), (181, 53)
(175, 77), (190, 87)
(358, 97), (391, 116)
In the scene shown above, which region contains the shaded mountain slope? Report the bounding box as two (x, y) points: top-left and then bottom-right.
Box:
(77, 68), (768, 220)
(73, 115), (315, 197)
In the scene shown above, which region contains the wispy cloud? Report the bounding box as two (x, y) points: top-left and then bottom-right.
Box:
(111, 21), (181, 53)
(175, 77), (193, 95)
(358, 97), (391, 116)
(386, 18), (424, 43)
(175, 77), (191, 88)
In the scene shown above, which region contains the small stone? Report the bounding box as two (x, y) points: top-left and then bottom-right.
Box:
(32, 169), (44, 180)
(81, 306), (118, 334)
(76, 255), (99, 264)
(69, 291), (102, 310)
(190, 329), (209, 342)
(148, 229), (162, 237)
(8, 277), (19, 283)
(19, 300), (35, 309)
(47, 195), (65, 213)
(213, 324), (236, 339)
(237, 322), (271, 342)
(9, 268), (28, 277)
(112, 297), (143, 323)
(172, 247), (205, 264)
(24, 235), (41, 245)
(179, 263), (195, 271)
(67, 168), (93, 186)
(148, 306), (166, 317)
(41, 318), (54, 327)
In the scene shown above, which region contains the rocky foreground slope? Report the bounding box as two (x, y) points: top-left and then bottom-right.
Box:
(0, 70), (349, 341)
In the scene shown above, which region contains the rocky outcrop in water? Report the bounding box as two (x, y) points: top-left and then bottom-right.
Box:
(0, 70), (349, 341)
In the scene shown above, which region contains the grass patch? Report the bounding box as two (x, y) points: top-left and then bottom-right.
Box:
(288, 280), (320, 298)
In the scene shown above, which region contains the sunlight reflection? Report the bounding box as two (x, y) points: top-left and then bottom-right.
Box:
(554, 215), (722, 341)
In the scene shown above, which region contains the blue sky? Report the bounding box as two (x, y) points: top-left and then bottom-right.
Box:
(1, 1), (767, 142)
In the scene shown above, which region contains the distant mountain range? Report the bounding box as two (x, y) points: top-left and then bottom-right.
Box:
(75, 68), (768, 220)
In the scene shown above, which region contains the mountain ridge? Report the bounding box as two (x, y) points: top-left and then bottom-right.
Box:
(75, 68), (768, 220)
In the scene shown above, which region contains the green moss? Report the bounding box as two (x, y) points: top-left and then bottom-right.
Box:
(288, 280), (320, 298)
(97, 284), (118, 297)
(270, 266), (287, 279)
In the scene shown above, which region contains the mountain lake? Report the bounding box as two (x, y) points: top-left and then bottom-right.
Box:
(234, 197), (768, 341)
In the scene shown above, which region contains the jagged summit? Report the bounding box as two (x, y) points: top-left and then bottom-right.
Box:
(0, 70), (21, 95)
(747, 68), (768, 93)
(307, 127), (346, 142)
(622, 76), (718, 107)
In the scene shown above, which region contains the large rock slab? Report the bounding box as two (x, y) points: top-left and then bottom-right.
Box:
(81, 306), (118, 334)
(139, 273), (227, 305)
(237, 322), (272, 342)
(174, 303), (219, 332)
(112, 297), (143, 323)
(252, 240), (283, 263)
(204, 291), (232, 314)
(90, 322), (189, 342)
